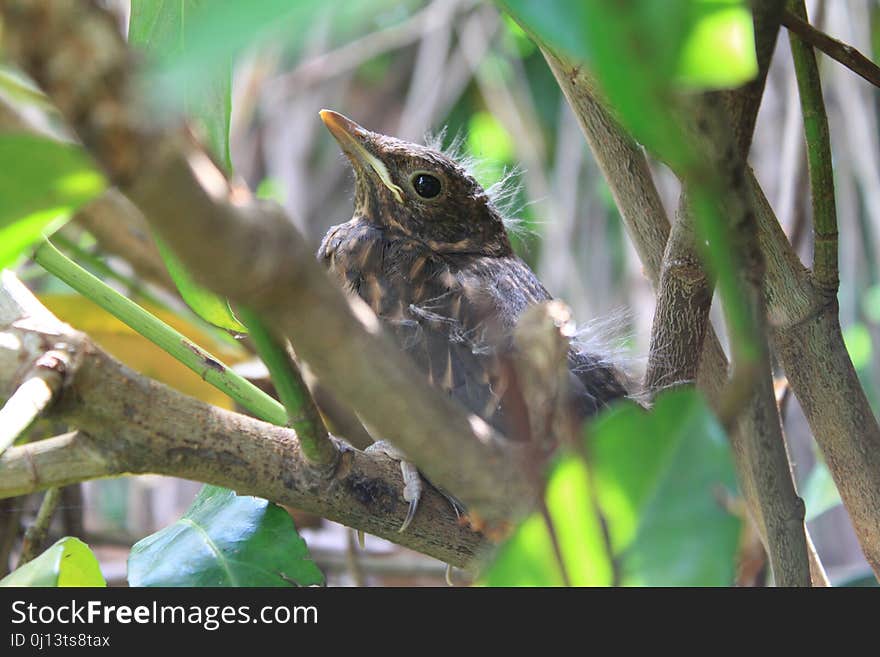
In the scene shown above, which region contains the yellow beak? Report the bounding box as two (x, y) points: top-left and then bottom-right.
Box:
(319, 109), (404, 203)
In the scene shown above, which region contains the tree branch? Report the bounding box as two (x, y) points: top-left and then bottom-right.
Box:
(538, 21), (831, 585)
(0, 271), (486, 567)
(781, 7), (880, 90)
(0, 349), (69, 455)
(0, 0), (533, 525)
(786, 0), (840, 295)
(643, 192), (712, 392)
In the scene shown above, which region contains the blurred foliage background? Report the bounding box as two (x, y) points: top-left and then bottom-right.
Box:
(2, 0), (880, 586)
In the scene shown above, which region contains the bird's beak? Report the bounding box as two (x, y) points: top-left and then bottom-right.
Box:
(319, 109), (404, 203)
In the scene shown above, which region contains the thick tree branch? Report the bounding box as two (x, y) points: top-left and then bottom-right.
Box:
(643, 193), (711, 392)
(72, 190), (175, 292)
(0, 0), (533, 524)
(0, 272), (486, 567)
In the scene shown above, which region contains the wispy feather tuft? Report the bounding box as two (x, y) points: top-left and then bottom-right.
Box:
(424, 128), (535, 239)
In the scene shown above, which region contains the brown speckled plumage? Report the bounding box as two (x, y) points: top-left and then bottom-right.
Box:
(318, 111), (627, 438)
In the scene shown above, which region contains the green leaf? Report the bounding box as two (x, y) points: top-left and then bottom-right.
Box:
(129, 0), (232, 170)
(483, 389), (741, 586)
(499, 0), (755, 90)
(500, 0), (755, 376)
(483, 456), (612, 586)
(0, 133), (104, 268)
(154, 235), (247, 332)
(1, 537), (106, 587)
(676, 1), (757, 89)
(802, 460), (843, 522)
(128, 485), (324, 587)
(592, 389), (741, 586)
(133, 0), (392, 119)
(130, 2), (249, 331)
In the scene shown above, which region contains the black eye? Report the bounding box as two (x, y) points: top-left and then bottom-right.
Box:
(412, 173), (442, 199)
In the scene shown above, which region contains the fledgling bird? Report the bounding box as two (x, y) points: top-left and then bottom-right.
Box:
(317, 110), (628, 526)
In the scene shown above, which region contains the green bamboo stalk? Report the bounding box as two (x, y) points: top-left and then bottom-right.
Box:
(238, 306), (336, 465)
(33, 239), (287, 426)
(51, 232), (169, 310)
(787, 0), (839, 295)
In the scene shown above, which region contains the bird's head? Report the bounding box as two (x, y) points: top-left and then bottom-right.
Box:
(320, 109), (513, 257)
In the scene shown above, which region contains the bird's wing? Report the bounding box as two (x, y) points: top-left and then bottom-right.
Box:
(383, 255), (549, 436)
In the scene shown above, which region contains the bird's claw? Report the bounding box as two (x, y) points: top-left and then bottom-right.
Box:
(398, 458), (422, 532)
(365, 441), (422, 532)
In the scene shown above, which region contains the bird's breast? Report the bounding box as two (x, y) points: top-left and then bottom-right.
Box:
(319, 219), (455, 319)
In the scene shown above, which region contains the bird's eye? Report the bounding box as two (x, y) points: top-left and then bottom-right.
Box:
(411, 173), (442, 199)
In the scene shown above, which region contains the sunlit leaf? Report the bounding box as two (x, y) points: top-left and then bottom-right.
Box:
(129, 0), (232, 169)
(0, 133), (104, 268)
(154, 236), (247, 333)
(483, 456), (612, 586)
(0, 537), (106, 587)
(500, 0), (755, 376)
(483, 389), (741, 586)
(40, 293), (246, 409)
(592, 390), (741, 586)
(128, 486), (324, 587)
(677, 1), (757, 88)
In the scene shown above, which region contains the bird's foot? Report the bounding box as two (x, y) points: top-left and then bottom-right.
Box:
(365, 441), (422, 532)
(365, 441), (466, 532)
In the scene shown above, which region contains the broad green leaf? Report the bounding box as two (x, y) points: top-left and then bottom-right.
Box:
(802, 460), (843, 522)
(0, 133), (104, 268)
(129, 0), (232, 169)
(592, 390), (741, 586)
(483, 389), (741, 586)
(128, 485), (324, 587)
(130, 2), (245, 331)
(154, 235), (247, 332)
(1, 537), (106, 587)
(483, 456), (612, 586)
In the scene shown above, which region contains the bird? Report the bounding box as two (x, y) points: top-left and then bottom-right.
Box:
(317, 109), (629, 528)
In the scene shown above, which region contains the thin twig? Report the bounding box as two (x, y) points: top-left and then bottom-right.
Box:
(782, 8), (880, 90)
(0, 498), (25, 577)
(787, 0), (840, 295)
(238, 306), (336, 466)
(18, 487), (61, 565)
(0, 350), (69, 456)
(32, 239), (288, 427)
